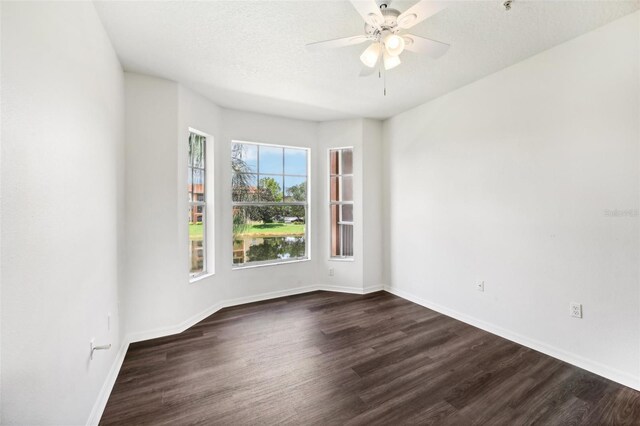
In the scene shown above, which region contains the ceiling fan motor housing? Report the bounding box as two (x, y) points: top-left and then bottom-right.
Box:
(364, 7), (401, 39)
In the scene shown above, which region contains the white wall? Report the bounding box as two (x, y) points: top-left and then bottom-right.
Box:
(218, 108), (319, 300)
(362, 119), (384, 290)
(122, 73), (181, 337)
(317, 120), (365, 290)
(1, 2), (125, 424)
(123, 74), (321, 341)
(383, 11), (640, 388)
(316, 119), (384, 293)
(0, 0), (4, 416)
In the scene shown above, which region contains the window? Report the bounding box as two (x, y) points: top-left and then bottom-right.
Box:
(232, 141), (309, 267)
(188, 131), (208, 278)
(329, 148), (353, 258)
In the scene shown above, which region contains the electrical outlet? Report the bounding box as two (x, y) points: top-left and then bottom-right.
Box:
(570, 303), (582, 318)
(329, 268), (334, 277)
(476, 281), (484, 292)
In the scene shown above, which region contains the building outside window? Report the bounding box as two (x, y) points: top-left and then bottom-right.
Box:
(329, 148), (353, 258)
(232, 141), (309, 267)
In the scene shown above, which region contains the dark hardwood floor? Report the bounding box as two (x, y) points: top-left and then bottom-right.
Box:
(101, 291), (640, 425)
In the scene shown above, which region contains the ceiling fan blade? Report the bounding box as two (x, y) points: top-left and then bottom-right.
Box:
(402, 34), (450, 58)
(306, 35), (369, 51)
(349, 0), (384, 29)
(397, 0), (447, 29)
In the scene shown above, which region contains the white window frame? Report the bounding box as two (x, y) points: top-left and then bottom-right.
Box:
(329, 147), (354, 260)
(189, 128), (214, 282)
(231, 140), (311, 269)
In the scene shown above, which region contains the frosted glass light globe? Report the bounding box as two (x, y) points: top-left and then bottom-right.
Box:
(384, 34), (405, 57)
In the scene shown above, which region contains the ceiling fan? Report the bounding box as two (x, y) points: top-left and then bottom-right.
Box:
(306, 0), (450, 76)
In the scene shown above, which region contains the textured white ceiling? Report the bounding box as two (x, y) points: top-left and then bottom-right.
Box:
(94, 0), (639, 121)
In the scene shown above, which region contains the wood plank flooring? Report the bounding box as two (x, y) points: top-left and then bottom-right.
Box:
(101, 291), (640, 425)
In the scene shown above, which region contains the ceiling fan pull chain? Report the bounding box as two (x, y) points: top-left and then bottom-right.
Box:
(379, 46), (383, 79)
(384, 68), (387, 96)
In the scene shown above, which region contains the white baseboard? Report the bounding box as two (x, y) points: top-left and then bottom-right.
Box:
(126, 285), (319, 344)
(125, 284), (383, 346)
(317, 284), (366, 294)
(86, 339), (130, 426)
(384, 285), (640, 392)
(221, 285), (318, 309)
(364, 284), (385, 293)
(317, 284), (385, 294)
(127, 302), (225, 344)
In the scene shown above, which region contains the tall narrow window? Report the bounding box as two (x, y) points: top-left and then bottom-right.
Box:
(330, 148), (353, 258)
(188, 132), (207, 278)
(232, 141), (309, 267)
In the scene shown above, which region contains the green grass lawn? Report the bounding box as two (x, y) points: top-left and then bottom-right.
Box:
(190, 222), (304, 238)
(189, 223), (204, 238)
(242, 223), (305, 236)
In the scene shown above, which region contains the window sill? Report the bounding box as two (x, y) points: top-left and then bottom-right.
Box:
(232, 258), (310, 270)
(329, 257), (354, 262)
(189, 272), (215, 283)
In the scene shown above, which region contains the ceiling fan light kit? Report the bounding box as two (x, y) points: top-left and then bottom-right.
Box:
(360, 42), (382, 68)
(306, 0), (451, 94)
(383, 33), (405, 56)
(383, 51), (401, 70)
